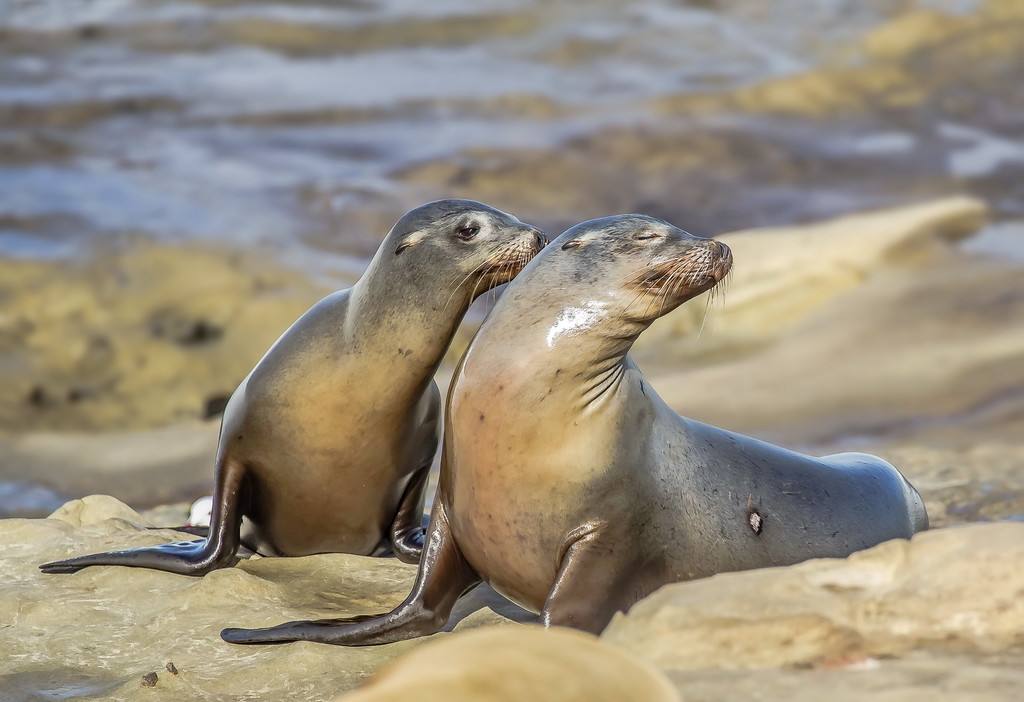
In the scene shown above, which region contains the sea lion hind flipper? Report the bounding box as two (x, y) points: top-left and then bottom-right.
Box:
(222, 498), (479, 646)
(40, 458), (248, 576)
(389, 465), (431, 564)
(541, 523), (641, 635)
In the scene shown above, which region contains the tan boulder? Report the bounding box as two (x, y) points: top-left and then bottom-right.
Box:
(603, 522), (1024, 670)
(337, 626), (679, 702)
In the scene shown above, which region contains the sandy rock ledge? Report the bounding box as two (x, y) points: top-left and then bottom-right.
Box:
(0, 496), (516, 701)
(3, 497), (1023, 701)
(603, 521), (1024, 702)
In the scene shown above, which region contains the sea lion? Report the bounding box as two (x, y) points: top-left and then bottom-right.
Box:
(220, 214), (927, 645)
(41, 200), (546, 576)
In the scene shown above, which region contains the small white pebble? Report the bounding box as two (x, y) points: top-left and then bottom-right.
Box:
(187, 496), (213, 527)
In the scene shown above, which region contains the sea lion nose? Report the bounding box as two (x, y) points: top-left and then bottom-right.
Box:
(529, 228), (548, 249)
(712, 240), (733, 281)
(715, 240), (732, 263)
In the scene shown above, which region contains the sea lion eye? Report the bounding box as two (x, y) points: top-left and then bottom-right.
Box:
(456, 225), (480, 241)
(634, 231), (659, 241)
(561, 240), (582, 250)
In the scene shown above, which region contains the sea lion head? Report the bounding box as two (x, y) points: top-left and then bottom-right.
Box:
(385, 199), (547, 300)
(544, 214), (732, 324)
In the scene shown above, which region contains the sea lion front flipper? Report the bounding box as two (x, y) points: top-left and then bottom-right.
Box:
(40, 458), (248, 576)
(389, 465), (430, 564)
(541, 522), (641, 635)
(221, 497), (479, 646)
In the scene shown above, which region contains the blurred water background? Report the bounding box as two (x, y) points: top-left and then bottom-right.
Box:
(1, 0), (1022, 517)
(3, 0), (1021, 261)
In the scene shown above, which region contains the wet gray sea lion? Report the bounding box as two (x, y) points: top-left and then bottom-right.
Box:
(41, 200), (546, 576)
(221, 214), (927, 644)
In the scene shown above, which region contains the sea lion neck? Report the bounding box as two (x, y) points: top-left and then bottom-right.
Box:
(346, 253), (470, 379)
(464, 283), (648, 412)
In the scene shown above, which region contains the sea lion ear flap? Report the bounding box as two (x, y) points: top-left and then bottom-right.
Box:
(394, 230), (429, 256)
(561, 239), (583, 251)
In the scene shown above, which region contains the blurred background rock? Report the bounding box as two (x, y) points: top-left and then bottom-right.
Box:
(0, 1), (1021, 527)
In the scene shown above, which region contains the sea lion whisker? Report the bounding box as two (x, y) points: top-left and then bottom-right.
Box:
(443, 253), (499, 312)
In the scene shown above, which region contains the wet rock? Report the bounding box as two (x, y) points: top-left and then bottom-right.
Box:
(336, 626), (679, 702)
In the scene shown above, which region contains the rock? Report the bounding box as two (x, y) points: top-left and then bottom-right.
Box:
(602, 522), (1024, 699)
(658, 650), (1024, 702)
(0, 243), (331, 433)
(642, 202), (1024, 445)
(7, 497), (1024, 701)
(47, 494), (149, 527)
(886, 443), (1024, 528)
(637, 196), (989, 348)
(715, 1), (1024, 119)
(336, 626), (679, 702)
(0, 496), (519, 701)
(0, 421), (219, 517)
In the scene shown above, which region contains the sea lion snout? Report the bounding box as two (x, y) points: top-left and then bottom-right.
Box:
(517, 224), (548, 254)
(530, 228), (549, 250)
(711, 240), (732, 281)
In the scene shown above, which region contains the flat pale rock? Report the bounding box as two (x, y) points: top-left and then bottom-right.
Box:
(336, 626), (680, 702)
(640, 196), (988, 347)
(648, 232), (1024, 444)
(604, 522), (1024, 670)
(0, 496), (518, 701)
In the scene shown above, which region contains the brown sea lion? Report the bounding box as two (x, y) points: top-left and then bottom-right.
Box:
(41, 200), (546, 576)
(220, 214), (926, 645)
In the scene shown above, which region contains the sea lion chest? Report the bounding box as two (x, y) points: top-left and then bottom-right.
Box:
(444, 373), (629, 612)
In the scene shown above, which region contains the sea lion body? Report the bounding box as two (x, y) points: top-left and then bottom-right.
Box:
(449, 353), (923, 612)
(221, 213), (926, 645)
(42, 200), (545, 575)
(217, 288), (441, 556)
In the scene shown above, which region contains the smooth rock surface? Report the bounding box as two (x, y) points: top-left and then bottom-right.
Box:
(0, 496), (522, 701)
(336, 626), (680, 702)
(641, 196), (987, 344)
(603, 522), (1024, 701)
(8, 500), (1024, 701)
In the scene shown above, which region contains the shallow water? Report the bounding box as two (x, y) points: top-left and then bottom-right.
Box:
(2, 0), (1022, 260)
(0, 480), (67, 517)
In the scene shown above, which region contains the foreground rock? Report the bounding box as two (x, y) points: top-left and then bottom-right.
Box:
(604, 522), (1024, 701)
(0, 496), (521, 701)
(6, 499), (1023, 701)
(336, 627), (679, 702)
